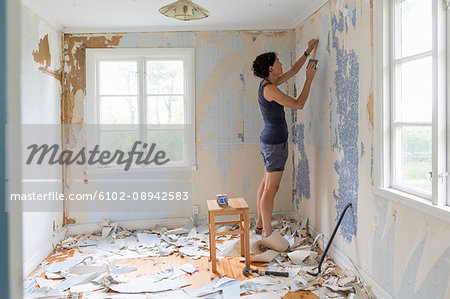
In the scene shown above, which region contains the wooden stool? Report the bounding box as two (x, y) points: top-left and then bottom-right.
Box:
(207, 197), (250, 273)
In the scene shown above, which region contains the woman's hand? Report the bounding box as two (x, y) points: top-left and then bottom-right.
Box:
(306, 61), (317, 82)
(306, 38), (319, 54)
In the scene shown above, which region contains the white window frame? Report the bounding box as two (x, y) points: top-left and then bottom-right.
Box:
(85, 48), (196, 173)
(389, 0), (437, 199)
(447, 0), (450, 206)
(374, 0), (450, 221)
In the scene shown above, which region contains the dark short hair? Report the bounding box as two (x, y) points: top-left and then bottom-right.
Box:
(252, 52), (277, 79)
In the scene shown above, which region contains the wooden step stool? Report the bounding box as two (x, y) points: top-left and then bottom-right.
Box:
(207, 197), (250, 273)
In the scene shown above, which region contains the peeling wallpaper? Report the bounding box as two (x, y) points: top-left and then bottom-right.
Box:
(62, 30), (296, 223)
(292, 0), (450, 298)
(32, 34), (51, 68)
(329, 7), (360, 241)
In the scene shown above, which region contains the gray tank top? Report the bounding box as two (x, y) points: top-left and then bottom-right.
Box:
(258, 80), (288, 144)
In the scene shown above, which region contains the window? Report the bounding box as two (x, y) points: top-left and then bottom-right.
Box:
(381, 0), (449, 206)
(391, 0), (434, 197)
(86, 48), (195, 172)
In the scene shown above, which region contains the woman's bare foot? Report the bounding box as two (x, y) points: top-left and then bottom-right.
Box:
(255, 220), (263, 230)
(261, 228), (273, 239)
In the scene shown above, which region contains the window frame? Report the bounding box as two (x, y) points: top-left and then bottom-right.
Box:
(389, 0), (435, 199)
(447, 0), (450, 206)
(85, 48), (196, 173)
(374, 0), (450, 220)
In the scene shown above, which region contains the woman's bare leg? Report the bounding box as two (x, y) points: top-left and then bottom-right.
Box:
(256, 172), (266, 229)
(261, 171), (283, 238)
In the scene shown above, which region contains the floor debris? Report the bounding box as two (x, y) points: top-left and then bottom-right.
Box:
(109, 278), (191, 293)
(24, 215), (374, 298)
(251, 249), (279, 263)
(288, 250), (317, 264)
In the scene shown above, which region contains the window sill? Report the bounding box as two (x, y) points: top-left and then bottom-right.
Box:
(86, 165), (197, 175)
(373, 187), (450, 223)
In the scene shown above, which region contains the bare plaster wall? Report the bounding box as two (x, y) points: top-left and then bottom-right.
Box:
(292, 0), (450, 298)
(62, 30), (296, 223)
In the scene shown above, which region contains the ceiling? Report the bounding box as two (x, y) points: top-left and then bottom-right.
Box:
(23, 0), (327, 33)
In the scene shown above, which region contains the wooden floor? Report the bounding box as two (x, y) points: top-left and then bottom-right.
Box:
(28, 248), (319, 298)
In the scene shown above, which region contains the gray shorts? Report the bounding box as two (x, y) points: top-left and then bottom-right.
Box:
(260, 141), (288, 172)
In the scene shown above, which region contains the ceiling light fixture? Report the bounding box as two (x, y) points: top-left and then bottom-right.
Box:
(159, 0), (210, 21)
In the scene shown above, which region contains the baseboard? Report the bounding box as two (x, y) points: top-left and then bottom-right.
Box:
(295, 212), (394, 299)
(23, 241), (52, 279)
(66, 217), (191, 236)
(22, 226), (67, 278)
(66, 210), (300, 236)
(356, 265), (394, 299)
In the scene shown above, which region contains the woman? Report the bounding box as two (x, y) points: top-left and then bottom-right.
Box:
(252, 39), (318, 244)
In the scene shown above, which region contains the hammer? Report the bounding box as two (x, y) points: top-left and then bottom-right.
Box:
(243, 266), (289, 277)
